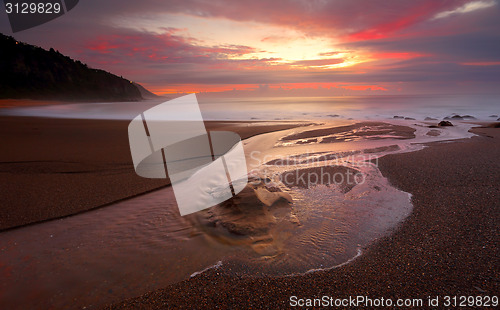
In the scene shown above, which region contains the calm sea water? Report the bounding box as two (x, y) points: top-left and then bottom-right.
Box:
(1, 94), (499, 121)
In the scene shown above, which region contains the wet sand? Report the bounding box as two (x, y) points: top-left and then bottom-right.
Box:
(106, 126), (499, 309)
(1, 116), (498, 308)
(1, 119), (419, 310)
(0, 116), (308, 230)
(281, 122), (416, 143)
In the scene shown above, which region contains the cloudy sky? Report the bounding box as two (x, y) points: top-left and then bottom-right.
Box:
(1, 0), (500, 96)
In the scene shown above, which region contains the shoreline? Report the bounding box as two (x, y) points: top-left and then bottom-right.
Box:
(106, 126), (499, 309)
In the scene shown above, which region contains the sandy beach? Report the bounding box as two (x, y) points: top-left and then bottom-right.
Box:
(0, 115), (498, 309)
(105, 126), (499, 309)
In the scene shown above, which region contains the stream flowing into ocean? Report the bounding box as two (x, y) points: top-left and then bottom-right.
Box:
(0, 109), (478, 309)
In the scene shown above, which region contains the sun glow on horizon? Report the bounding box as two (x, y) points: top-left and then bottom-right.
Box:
(111, 12), (368, 71)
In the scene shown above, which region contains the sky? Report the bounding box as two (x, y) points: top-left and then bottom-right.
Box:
(1, 0), (500, 96)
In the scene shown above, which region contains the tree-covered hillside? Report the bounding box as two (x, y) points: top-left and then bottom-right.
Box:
(0, 33), (152, 101)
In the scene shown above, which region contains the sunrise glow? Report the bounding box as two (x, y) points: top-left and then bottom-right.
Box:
(7, 0), (500, 96)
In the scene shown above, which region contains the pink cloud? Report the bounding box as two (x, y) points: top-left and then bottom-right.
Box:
(291, 58), (344, 67)
(14, 0), (497, 95)
(83, 28), (259, 65)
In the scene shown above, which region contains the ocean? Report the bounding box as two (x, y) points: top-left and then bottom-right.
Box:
(1, 94), (499, 121)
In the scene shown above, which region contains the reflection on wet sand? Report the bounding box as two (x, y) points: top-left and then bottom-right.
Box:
(0, 120), (477, 309)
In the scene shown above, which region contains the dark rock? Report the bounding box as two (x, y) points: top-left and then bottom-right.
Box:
(327, 114), (340, 118)
(462, 115), (477, 119)
(444, 115), (463, 120)
(425, 117), (437, 121)
(438, 121), (453, 127)
(488, 115), (498, 118)
(404, 117), (415, 120)
(393, 116), (405, 119)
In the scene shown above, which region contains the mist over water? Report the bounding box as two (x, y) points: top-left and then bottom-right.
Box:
(1, 94), (499, 121)
(199, 94), (499, 121)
